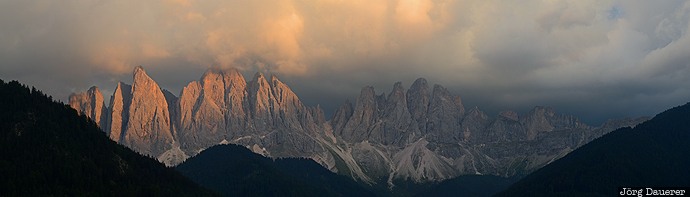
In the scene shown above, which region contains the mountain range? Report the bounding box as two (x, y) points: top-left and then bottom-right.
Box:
(69, 66), (646, 185)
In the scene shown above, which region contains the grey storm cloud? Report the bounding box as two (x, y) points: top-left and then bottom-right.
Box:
(1, 0), (689, 124)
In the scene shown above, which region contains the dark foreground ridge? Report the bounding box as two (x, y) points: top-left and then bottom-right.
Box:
(0, 79), (215, 196)
(497, 102), (690, 196)
(176, 144), (376, 197)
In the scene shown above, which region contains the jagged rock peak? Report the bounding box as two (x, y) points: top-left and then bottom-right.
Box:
(428, 83), (465, 114)
(131, 66), (162, 92)
(134, 65), (144, 73)
(251, 72), (267, 82)
(269, 74), (298, 103)
(467, 106), (485, 116)
(411, 78), (429, 89)
(246, 72), (294, 96)
(392, 81), (404, 91)
(68, 86), (107, 127)
(407, 78), (431, 133)
(360, 86), (376, 98)
(175, 67), (248, 160)
(331, 99), (354, 135)
(387, 82), (406, 102)
(248, 72), (272, 104)
(88, 86), (100, 94)
(429, 84), (461, 106)
(269, 73), (281, 83)
(132, 66), (161, 92)
(249, 73), (271, 96)
(198, 69), (229, 106)
(202, 67), (243, 81)
(311, 104), (326, 123)
(125, 66), (174, 157)
(431, 84), (449, 96)
(107, 82), (132, 142)
(133, 65), (147, 79)
(499, 110), (519, 121)
(408, 78), (431, 104)
(201, 68), (223, 82)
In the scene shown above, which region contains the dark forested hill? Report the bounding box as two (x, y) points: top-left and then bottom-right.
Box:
(176, 144), (376, 197)
(412, 175), (519, 197)
(0, 80), (214, 196)
(497, 102), (690, 196)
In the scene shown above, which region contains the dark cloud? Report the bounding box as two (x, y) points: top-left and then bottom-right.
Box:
(1, 0), (690, 125)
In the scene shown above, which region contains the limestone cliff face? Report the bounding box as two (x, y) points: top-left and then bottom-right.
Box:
(331, 100), (354, 136)
(329, 78), (646, 183)
(122, 66), (174, 157)
(173, 69), (332, 166)
(75, 67), (329, 166)
(426, 84), (465, 143)
(407, 78), (431, 134)
(243, 73), (328, 158)
(69, 86), (108, 129)
(107, 82), (132, 142)
(177, 69), (243, 154)
(461, 107), (490, 143)
(70, 68), (647, 184)
(338, 86), (379, 143)
(72, 67), (176, 159)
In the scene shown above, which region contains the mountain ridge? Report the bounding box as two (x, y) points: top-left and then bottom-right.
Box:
(69, 66), (647, 184)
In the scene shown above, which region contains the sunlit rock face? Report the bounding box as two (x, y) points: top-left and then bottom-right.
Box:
(177, 68), (242, 156)
(70, 66), (648, 184)
(106, 82), (131, 143)
(69, 86), (108, 128)
(121, 66), (175, 158)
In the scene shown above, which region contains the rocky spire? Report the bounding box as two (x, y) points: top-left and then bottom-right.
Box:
(521, 106), (556, 140)
(177, 69), (228, 154)
(426, 84), (465, 143)
(331, 100), (354, 136)
(107, 82), (132, 142)
(122, 66), (174, 157)
(69, 86), (108, 129)
(340, 86), (379, 142)
(461, 106), (490, 142)
(177, 81), (201, 133)
(222, 68), (248, 137)
(380, 82), (417, 145)
(177, 68), (251, 154)
(407, 78), (431, 133)
(269, 74), (306, 130)
(247, 72), (275, 131)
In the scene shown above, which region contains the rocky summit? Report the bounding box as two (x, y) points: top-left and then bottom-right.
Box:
(69, 66), (647, 186)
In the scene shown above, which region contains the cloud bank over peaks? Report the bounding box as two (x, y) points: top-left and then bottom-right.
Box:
(1, 0), (690, 124)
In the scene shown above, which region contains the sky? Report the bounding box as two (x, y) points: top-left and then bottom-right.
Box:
(1, 0), (689, 125)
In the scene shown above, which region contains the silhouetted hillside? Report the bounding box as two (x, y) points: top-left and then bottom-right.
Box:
(413, 175), (518, 197)
(497, 102), (690, 196)
(0, 79), (214, 196)
(176, 144), (376, 197)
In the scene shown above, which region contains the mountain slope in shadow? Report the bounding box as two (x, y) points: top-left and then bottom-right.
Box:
(176, 144), (376, 197)
(0, 80), (214, 196)
(497, 102), (690, 196)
